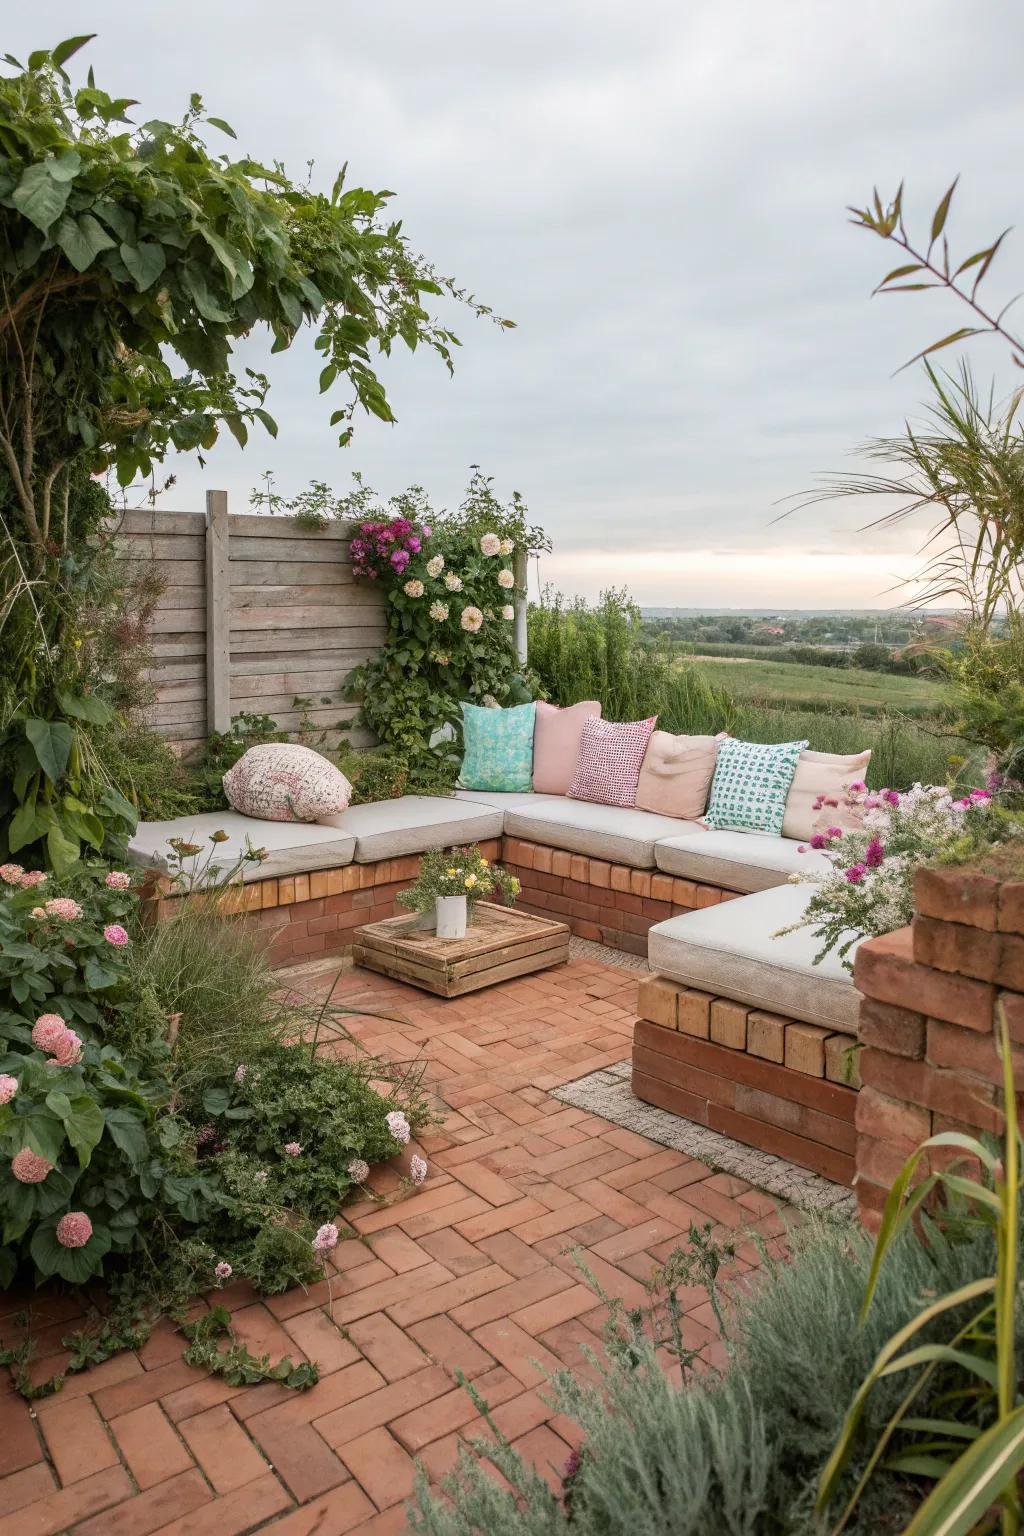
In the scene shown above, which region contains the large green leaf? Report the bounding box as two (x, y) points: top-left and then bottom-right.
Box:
(54, 211), (115, 272)
(15, 1109), (66, 1164)
(46, 1092), (104, 1168)
(24, 718), (73, 782)
(47, 822), (80, 876)
(104, 1109), (150, 1170)
(7, 800), (44, 853)
(10, 161), (72, 230)
(56, 689), (114, 726)
(52, 35), (97, 68)
(903, 1405), (1024, 1535)
(30, 1219), (110, 1283)
(119, 240), (166, 291)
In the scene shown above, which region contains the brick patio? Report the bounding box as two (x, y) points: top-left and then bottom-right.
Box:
(0, 951), (796, 1536)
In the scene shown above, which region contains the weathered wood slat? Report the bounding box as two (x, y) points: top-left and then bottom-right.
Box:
(117, 510), (205, 535)
(229, 604), (383, 631)
(151, 587), (206, 611)
(154, 679), (207, 703)
(352, 905), (570, 998)
(228, 514), (358, 539)
(143, 661), (206, 682)
(229, 651), (373, 678)
(230, 536), (353, 564)
(144, 560), (206, 587)
(230, 669), (358, 697)
(230, 583), (379, 610)
(148, 610), (206, 634)
(228, 561), (360, 587)
(149, 699), (208, 725)
(228, 625), (385, 653)
(116, 534), (206, 561)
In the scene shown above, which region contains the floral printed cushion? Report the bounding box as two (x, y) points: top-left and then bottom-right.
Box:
(568, 715), (657, 807)
(222, 743), (352, 824)
(705, 738), (809, 836)
(458, 702), (537, 793)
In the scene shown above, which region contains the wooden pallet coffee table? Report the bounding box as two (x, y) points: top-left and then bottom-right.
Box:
(352, 901), (570, 997)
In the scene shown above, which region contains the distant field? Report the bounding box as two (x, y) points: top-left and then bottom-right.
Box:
(680, 656), (950, 718)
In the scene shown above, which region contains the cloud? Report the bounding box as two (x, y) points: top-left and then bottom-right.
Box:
(11, 3), (1023, 604)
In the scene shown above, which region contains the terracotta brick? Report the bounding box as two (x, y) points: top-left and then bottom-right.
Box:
(0, 1465), (133, 1536)
(704, 998), (744, 1050)
(347, 1314), (428, 1381)
(75, 1470), (213, 1536)
(550, 850), (571, 877)
(824, 1033), (861, 1087)
(999, 880), (1024, 935)
(784, 1021), (830, 1077)
(858, 998), (926, 1059)
(913, 914), (999, 981)
(636, 975), (680, 1029)
(857, 1133), (921, 1189)
(926, 1016), (1024, 1088)
(747, 1010), (788, 1063)
(672, 877), (699, 908)
(179, 1403), (269, 1492)
(109, 1403), (195, 1490)
(315, 1366), (453, 1451)
(0, 1394), (43, 1478)
(677, 989), (713, 1039)
(855, 1084), (931, 1146)
(327, 868), (347, 896)
(406, 1315), (496, 1380)
(309, 871), (329, 900)
(695, 886), (722, 908)
(859, 1047), (1000, 1132)
(566, 855), (586, 884)
(915, 864), (999, 931)
(996, 933), (1024, 991)
(37, 1397), (119, 1484)
(338, 1427), (415, 1509)
(855, 928), (995, 1033)
(649, 873), (674, 904)
(629, 870), (651, 898)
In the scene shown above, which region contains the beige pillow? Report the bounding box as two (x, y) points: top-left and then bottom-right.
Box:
(781, 748), (872, 842)
(634, 731), (726, 820)
(223, 743), (352, 824)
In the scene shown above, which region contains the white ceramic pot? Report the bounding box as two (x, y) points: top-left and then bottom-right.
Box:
(435, 894), (468, 939)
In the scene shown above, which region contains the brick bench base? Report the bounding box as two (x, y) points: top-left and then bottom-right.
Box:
(632, 976), (860, 1185)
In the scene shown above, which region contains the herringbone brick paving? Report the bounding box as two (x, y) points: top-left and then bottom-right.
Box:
(0, 953), (796, 1535)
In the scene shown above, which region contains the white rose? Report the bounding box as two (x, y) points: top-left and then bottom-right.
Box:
(499, 538), (514, 555)
(429, 600), (449, 621)
(460, 606), (484, 633)
(403, 579), (424, 598)
(482, 694), (499, 708)
(497, 568), (514, 589)
(426, 555), (445, 578)
(444, 572), (463, 592)
(479, 533), (501, 556)
(501, 604), (515, 621)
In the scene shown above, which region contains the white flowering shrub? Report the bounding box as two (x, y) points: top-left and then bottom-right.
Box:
(781, 781), (998, 969)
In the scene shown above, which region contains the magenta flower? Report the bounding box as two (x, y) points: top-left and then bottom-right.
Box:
(809, 834), (828, 850)
(283, 1141), (302, 1157)
(56, 1212), (93, 1248)
(32, 1014), (68, 1053)
(865, 838), (885, 868)
(823, 797), (839, 808)
(0, 1074), (18, 1105)
(105, 871), (132, 890)
(214, 1260), (233, 1281)
(410, 1155), (428, 1186)
(347, 1158), (370, 1184)
(970, 789), (992, 803)
(406, 535), (421, 553)
(422, 524), (432, 538)
(313, 1223), (339, 1253)
(825, 827), (843, 839)
(847, 780), (867, 793)
(12, 1148), (53, 1184)
(883, 789), (900, 806)
(103, 924), (130, 947)
(386, 1111), (411, 1146)
(844, 864), (867, 884)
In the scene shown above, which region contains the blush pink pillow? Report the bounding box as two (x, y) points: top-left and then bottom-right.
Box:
(634, 731), (727, 820)
(568, 716), (657, 807)
(532, 700), (602, 794)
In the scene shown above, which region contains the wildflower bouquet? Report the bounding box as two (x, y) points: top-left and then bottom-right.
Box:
(780, 780), (995, 970)
(397, 845), (521, 915)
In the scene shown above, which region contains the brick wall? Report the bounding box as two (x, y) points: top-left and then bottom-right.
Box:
(853, 862), (1024, 1231)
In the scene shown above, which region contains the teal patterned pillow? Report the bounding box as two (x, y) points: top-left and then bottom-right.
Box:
(705, 738), (809, 836)
(459, 703), (537, 792)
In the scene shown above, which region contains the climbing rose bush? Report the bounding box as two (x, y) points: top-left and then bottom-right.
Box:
(781, 782), (997, 969)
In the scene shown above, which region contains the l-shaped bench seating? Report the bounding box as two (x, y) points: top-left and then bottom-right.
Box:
(129, 789), (863, 1184)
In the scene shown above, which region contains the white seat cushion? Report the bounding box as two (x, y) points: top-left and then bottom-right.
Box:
(454, 789), (562, 811)
(654, 828), (832, 893)
(322, 796), (503, 863)
(128, 811), (356, 883)
(505, 797), (704, 868)
(648, 884), (861, 1031)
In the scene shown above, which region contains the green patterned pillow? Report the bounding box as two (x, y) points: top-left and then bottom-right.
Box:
(705, 738), (809, 836)
(458, 702), (537, 792)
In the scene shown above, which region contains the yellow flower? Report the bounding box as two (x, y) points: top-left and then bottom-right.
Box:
(464, 874), (478, 888)
(446, 868), (457, 877)
(479, 858), (489, 867)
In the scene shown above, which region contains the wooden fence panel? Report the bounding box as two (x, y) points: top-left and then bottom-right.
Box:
(115, 498), (385, 756)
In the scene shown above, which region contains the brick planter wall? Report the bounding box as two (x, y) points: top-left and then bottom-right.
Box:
(502, 837), (741, 956)
(631, 975), (860, 1184)
(853, 862), (1024, 1231)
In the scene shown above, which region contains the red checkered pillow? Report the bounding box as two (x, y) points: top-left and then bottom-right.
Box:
(568, 716), (657, 807)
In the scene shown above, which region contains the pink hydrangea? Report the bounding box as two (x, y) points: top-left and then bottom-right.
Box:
(283, 1141), (302, 1157)
(312, 1223), (339, 1253)
(12, 1148), (53, 1183)
(50, 1030), (83, 1067)
(410, 1155), (428, 1186)
(214, 1261), (233, 1281)
(56, 1211), (93, 1248)
(18, 870), (46, 888)
(44, 897), (83, 920)
(0, 863), (24, 884)
(0, 1074), (18, 1105)
(103, 924), (130, 947)
(386, 1111), (411, 1145)
(32, 1014), (68, 1052)
(347, 1158), (370, 1183)
(104, 871), (132, 889)
(844, 864), (867, 884)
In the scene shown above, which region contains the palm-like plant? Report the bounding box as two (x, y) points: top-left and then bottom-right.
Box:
(819, 1005), (1024, 1535)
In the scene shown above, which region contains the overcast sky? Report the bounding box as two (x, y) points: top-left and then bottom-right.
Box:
(12, 4), (1024, 606)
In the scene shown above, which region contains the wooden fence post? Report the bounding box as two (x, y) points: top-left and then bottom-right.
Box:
(205, 489), (231, 734)
(513, 548), (529, 667)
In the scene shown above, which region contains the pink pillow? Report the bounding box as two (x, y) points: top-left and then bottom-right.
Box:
(635, 731), (727, 820)
(533, 700), (602, 794)
(568, 716), (657, 807)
